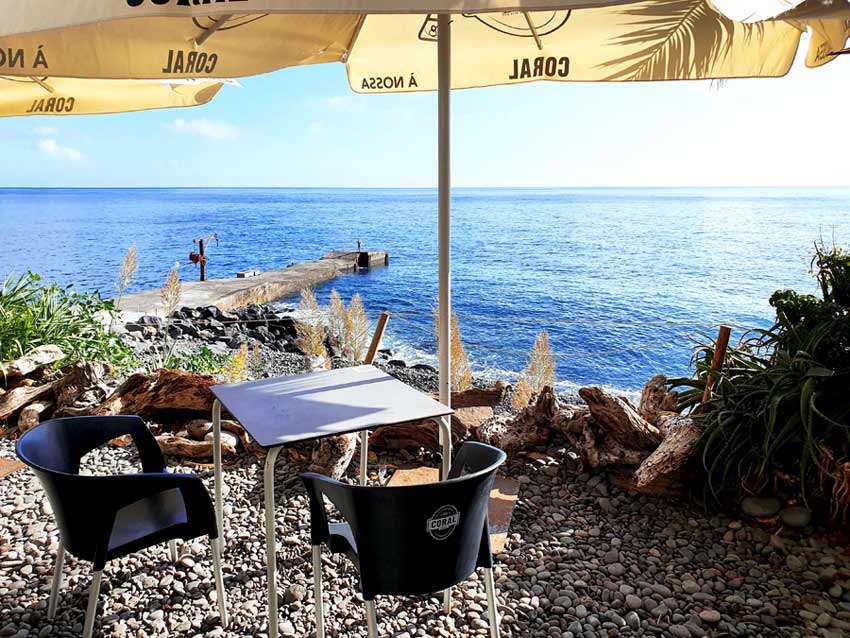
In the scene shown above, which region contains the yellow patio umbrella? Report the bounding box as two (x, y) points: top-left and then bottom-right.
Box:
(0, 0), (823, 409)
(710, 0), (850, 69)
(0, 1), (809, 83)
(0, 2), (841, 637)
(0, 76), (224, 117)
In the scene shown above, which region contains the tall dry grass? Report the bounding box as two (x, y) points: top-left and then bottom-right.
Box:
(295, 288), (330, 368)
(434, 308), (472, 392)
(512, 330), (556, 410)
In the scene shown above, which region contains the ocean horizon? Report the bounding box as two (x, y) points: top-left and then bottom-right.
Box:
(2, 185), (846, 394)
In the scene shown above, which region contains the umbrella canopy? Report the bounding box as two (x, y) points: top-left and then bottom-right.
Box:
(0, 76), (224, 117)
(0, 1), (812, 83)
(3, 6), (840, 635)
(0, 0), (835, 416)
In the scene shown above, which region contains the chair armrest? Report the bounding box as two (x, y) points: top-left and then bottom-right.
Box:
(67, 416), (166, 473)
(95, 472), (217, 537)
(300, 472), (338, 545)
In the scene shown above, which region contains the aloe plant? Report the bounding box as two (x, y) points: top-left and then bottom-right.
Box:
(671, 241), (850, 518)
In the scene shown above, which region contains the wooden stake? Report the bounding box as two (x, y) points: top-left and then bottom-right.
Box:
(199, 238), (206, 282)
(702, 325), (732, 403)
(365, 312), (390, 365)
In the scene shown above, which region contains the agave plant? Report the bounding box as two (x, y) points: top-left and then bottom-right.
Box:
(671, 242), (850, 518)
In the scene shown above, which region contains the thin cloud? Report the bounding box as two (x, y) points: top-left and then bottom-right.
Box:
(168, 118), (240, 140)
(37, 138), (84, 162)
(33, 126), (57, 136)
(306, 95), (368, 112)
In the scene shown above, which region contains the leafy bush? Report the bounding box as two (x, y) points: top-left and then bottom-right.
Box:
(671, 241), (850, 517)
(164, 346), (232, 376)
(0, 272), (134, 370)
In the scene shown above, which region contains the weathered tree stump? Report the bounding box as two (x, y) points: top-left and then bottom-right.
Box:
(578, 386), (662, 451)
(637, 374), (679, 424)
(477, 386), (559, 455)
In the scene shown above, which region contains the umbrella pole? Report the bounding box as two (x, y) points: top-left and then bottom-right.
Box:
(437, 13), (451, 409)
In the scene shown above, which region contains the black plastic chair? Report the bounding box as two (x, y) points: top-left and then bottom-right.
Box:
(301, 441), (506, 638)
(16, 416), (228, 638)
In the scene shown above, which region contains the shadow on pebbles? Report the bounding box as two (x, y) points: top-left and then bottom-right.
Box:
(1, 439), (849, 638)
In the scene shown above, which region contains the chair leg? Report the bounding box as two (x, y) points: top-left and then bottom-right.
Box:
(312, 546), (324, 638)
(483, 568), (500, 638)
(364, 599), (378, 638)
(82, 570), (102, 638)
(443, 588), (451, 614)
(47, 541), (65, 620)
(168, 540), (178, 563)
(211, 537), (229, 628)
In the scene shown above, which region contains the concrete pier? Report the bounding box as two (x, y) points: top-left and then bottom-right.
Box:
(118, 250), (389, 320)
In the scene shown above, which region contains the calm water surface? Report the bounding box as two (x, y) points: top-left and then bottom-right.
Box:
(0, 187), (846, 392)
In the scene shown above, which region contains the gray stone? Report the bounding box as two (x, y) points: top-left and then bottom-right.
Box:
(741, 496), (782, 518)
(779, 506), (812, 528)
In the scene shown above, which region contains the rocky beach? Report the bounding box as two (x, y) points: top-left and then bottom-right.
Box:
(3, 434), (850, 638)
(1, 301), (850, 638)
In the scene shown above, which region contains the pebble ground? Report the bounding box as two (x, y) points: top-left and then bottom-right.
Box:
(1, 440), (849, 638)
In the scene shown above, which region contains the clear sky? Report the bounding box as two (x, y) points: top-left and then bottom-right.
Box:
(1, 32), (848, 188)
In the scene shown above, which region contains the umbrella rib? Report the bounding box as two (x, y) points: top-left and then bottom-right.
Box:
(193, 14), (233, 49)
(523, 12), (544, 50)
(29, 76), (53, 94)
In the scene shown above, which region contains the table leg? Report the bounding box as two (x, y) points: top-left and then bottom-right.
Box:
(434, 416), (452, 480)
(264, 446), (282, 638)
(435, 415), (453, 612)
(213, 399), (224, 540)
(360, 430), (369, 486)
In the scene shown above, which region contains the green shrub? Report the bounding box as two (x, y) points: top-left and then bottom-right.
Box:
(164, 346), (232, 376)
(0, 272), (135, 371)
(671, 241), (850, 517)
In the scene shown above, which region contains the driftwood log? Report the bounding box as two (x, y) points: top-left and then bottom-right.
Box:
(95, 369), (215, 418)
(578, 386), (662, 451)
(18, 399), (54, 433)
(308, 433), (359, 480)
(368, 384), (508, 451)
(0, 345), (64, 379)
(155, 434), (237, 459)
(633, 415), (701, 488)
(0, 380), (57, 421)
(54, 361), (111, 416)
(565, 377), (702, 496)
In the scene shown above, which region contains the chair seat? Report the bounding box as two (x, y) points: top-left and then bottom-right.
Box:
(328, 522), (359, 568)
(107, 488), (187, 559)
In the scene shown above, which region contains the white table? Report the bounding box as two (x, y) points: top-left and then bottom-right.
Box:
(210, 365), (454, 637)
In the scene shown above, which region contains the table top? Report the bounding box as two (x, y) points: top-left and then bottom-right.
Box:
(211, 365), (453, 448)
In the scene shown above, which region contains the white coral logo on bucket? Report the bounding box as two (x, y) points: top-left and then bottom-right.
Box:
(426, 505), (460, 540)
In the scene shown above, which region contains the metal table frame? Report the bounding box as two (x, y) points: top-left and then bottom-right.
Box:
(211, 393), (452, 638)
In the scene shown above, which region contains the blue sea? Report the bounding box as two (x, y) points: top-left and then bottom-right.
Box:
(0, 187), (846, 394)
